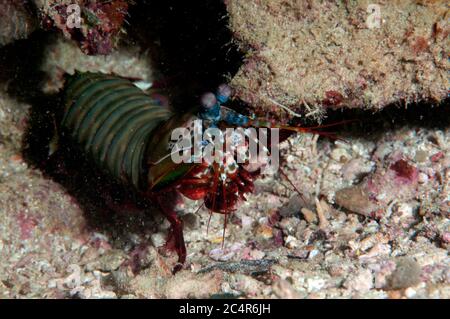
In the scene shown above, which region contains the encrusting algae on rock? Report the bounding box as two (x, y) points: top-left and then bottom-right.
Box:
(226, 0), (449, 120)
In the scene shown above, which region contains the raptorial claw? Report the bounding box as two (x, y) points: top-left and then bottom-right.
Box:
(156, 192), (187, 273)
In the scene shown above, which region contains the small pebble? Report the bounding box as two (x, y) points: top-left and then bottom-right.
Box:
(150, 233), (166, 248)
(249, 249), (265, 260)
(301, 207), (317, 224)
(306, 277), (326, 293)
(254, 224), (274, 239)
(285, 235), (300, 249)
(396, 202), (414, 219)
(344, 269), (373, 293)
(331, 148), (350, 163)
(404, 287), (417, 298)
(240, 215), (254, 229)
(308, 249), (320, 259)
(442, 232), (450, 244)
(418, 172), (428, 184)
(386, 257), (421, 290)
(415, 150), (428, 163)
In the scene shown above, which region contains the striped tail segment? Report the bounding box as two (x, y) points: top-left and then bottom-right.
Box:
(61, 71), (173, 189)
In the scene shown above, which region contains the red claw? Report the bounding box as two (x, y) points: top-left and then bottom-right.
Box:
(179, 186), (209, 200)
(155, 192), (186, 274)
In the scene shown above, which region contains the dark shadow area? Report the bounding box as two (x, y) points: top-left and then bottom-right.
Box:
(127, 0), (243, 112)
(0, 30), (48, 100)
(0, 30), (58, 173)
(321, 98), (449, 140)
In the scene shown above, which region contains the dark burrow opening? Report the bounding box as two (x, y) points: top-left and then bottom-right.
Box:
(127, 0), (243, 113)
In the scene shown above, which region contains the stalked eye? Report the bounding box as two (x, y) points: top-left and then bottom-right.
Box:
(201, 92), (217, 109)
(216, 84), (231, 103)
(227, 162), (237, 174)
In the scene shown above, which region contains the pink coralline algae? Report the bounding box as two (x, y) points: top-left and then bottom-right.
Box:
(40, 0), (129, 55)
(322, 90), (344, 108)
(390, 159), (419, 185)
(336, 157), (419, 217)
(17, 211), (39, 240)
(430, 151), (444, 163)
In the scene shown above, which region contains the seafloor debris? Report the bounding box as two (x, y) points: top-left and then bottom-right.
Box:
(227, 0), (449, 119)
(1, 60), (449, 299)
(198, 259), (276, 275)
(0, 2), (448, 299)
(34, 0), (129, 55)
(335, 157), (420, 217)
(0, 0), (37, 46)
(385, 257), (422, 290)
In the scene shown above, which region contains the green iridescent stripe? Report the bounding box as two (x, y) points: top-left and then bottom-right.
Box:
(90, 99), (152, 164)
(72, 82), (132, 140)
(62, 72), (174, 189)
(85, 96), (150, 155)
(76, 86), (139, 144)
(63, 72), (108, 122)
(104, 106), (169, 178)
(64, 78), (126, 131)
(127, 111), (171, 187)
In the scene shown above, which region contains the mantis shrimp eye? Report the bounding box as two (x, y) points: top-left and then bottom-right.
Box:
(216, 84), (231, 104)
(201, 92), (217, 109)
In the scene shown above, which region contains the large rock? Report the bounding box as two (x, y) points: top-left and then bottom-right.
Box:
(227, 0), (449, 119)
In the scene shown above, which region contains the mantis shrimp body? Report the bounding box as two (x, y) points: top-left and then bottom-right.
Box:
(62, 72), (174, 189)
(60, 71), (340, 272)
